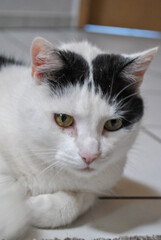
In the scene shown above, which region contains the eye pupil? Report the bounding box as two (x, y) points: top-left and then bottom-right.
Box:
(111, 119), (117, 126)
(61, 114), (67, 122)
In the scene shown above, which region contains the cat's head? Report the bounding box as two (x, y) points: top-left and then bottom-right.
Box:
(21, 37), (157, 176)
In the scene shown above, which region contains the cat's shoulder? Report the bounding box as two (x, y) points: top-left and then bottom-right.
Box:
(0, 55), (24, 70)
(0, 55), (29, 89)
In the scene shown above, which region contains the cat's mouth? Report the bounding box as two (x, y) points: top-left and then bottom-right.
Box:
(78, 167), (95, 172)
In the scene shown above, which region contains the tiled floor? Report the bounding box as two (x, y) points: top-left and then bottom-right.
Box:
(1, 28), (161, 239)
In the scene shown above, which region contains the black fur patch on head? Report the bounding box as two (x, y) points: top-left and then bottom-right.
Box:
(92, 54), (134, 96)
(44, 50), (143, 128)
(45, 50), (89, 92)
(0, 55), (24, 69)
(92, 54), (144, 127)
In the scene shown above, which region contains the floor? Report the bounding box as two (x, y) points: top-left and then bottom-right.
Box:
(1, 28), (161, 239)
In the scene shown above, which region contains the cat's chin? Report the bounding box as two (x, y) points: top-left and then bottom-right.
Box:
(74, 166), (99, 175)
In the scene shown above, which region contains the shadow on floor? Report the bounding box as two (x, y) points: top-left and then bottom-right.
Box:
(68, 177), (161, 234)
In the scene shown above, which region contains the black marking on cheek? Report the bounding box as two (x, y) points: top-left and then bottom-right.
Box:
(121, 97), (144, 128)
(92, 53), (144, 127)
(45, 50), (90, 92)
(0, 55), (24, 69)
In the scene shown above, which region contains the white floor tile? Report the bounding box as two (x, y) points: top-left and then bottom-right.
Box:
(142, 72), (161, 92)
(123, 130), (161, 194)
(4, 29), (86, 54)
(145, 127), (161, 139)
(142, 93), (161, 127)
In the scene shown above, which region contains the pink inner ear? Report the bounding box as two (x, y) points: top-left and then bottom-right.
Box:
(134, 56), (153, 84)
(31, 41), (47, 78)
(32, 44), (42, 66)
(123, 47), (158, 89)
(31, 38), (62, 81)
(134, 62), (149, 80)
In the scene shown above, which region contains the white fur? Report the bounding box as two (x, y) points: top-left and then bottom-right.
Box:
(0, 40), (155, 239)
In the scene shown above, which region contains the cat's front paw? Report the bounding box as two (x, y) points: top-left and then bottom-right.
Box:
(0, 203), (30, 240)
(29, 194), (61, 228)
(28, 191), (96, 229)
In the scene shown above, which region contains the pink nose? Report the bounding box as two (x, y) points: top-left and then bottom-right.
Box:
(81, 153), (99, 165)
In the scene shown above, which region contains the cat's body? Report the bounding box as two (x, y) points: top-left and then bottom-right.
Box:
(0, 39), (157, 239)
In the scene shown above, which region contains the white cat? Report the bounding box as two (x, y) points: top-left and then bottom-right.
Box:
(0, 37), (157, 239)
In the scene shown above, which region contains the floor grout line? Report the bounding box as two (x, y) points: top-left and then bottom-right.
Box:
(141, 126), (161, 144)
(99, 196), (161, 200)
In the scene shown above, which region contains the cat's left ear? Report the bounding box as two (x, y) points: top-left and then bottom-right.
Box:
(31, 37), (62, 83)
(121, 47), (158, 88)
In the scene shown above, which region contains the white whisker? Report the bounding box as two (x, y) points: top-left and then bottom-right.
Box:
(112, 80), (140, 103)
(38, 161), (60, 176)
(108, 71), (115, 102)
(116, 91), (139, 108)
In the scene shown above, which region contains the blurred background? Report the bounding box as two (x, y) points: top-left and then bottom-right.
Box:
(0, 0), (161, 31)
(0, 0), (80, 28)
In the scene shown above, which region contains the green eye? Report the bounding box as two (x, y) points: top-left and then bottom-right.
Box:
(55, 114), (74, 128)
(104, 119), (123, 131)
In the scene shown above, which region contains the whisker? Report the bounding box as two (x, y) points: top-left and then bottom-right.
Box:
(5, 147), (58, 154)
(108, 71), (115, 102)
(112, 80), (140, 103)
(38, 161), (60, 176)
(55, 164), (66, 177)
(116, 91), (139, 107)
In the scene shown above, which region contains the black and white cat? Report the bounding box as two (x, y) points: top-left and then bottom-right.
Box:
(0, 37), (157, 239)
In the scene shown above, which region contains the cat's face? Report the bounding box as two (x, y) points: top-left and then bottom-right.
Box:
(47, 85), (140, 174)
(20, 38), (157, 177)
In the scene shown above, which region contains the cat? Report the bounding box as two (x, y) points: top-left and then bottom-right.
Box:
(0, 37), (157, 239)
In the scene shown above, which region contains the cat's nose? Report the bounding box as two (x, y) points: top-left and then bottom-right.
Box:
(81, 153), (99, 165)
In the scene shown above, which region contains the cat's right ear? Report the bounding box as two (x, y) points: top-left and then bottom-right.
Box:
(31, 37), (62, 83)
(121, 47), (158, 89)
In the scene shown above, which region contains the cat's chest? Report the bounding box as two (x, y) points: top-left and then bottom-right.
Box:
(19, 168), (79, 196)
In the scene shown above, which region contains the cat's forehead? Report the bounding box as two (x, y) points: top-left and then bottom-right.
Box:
(59, 41), (102, 62)
(49, 43), (129, 100)
(51, 85), (115, 119)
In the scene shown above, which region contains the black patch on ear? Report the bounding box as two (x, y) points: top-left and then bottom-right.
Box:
(0, 55), (24, 69)
(92, 54), (143, 127)
(45, 50), (89, 92)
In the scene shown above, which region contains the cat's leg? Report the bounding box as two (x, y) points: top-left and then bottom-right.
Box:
(29, 191), (96, 228)
(0, 160), (31, 240)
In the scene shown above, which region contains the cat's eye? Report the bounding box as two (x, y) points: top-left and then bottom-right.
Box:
(54, 114), (74, 128)
(104, 119), (123, 131)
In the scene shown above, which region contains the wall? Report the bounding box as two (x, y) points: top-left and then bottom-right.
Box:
(0, 0), (80, 28)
